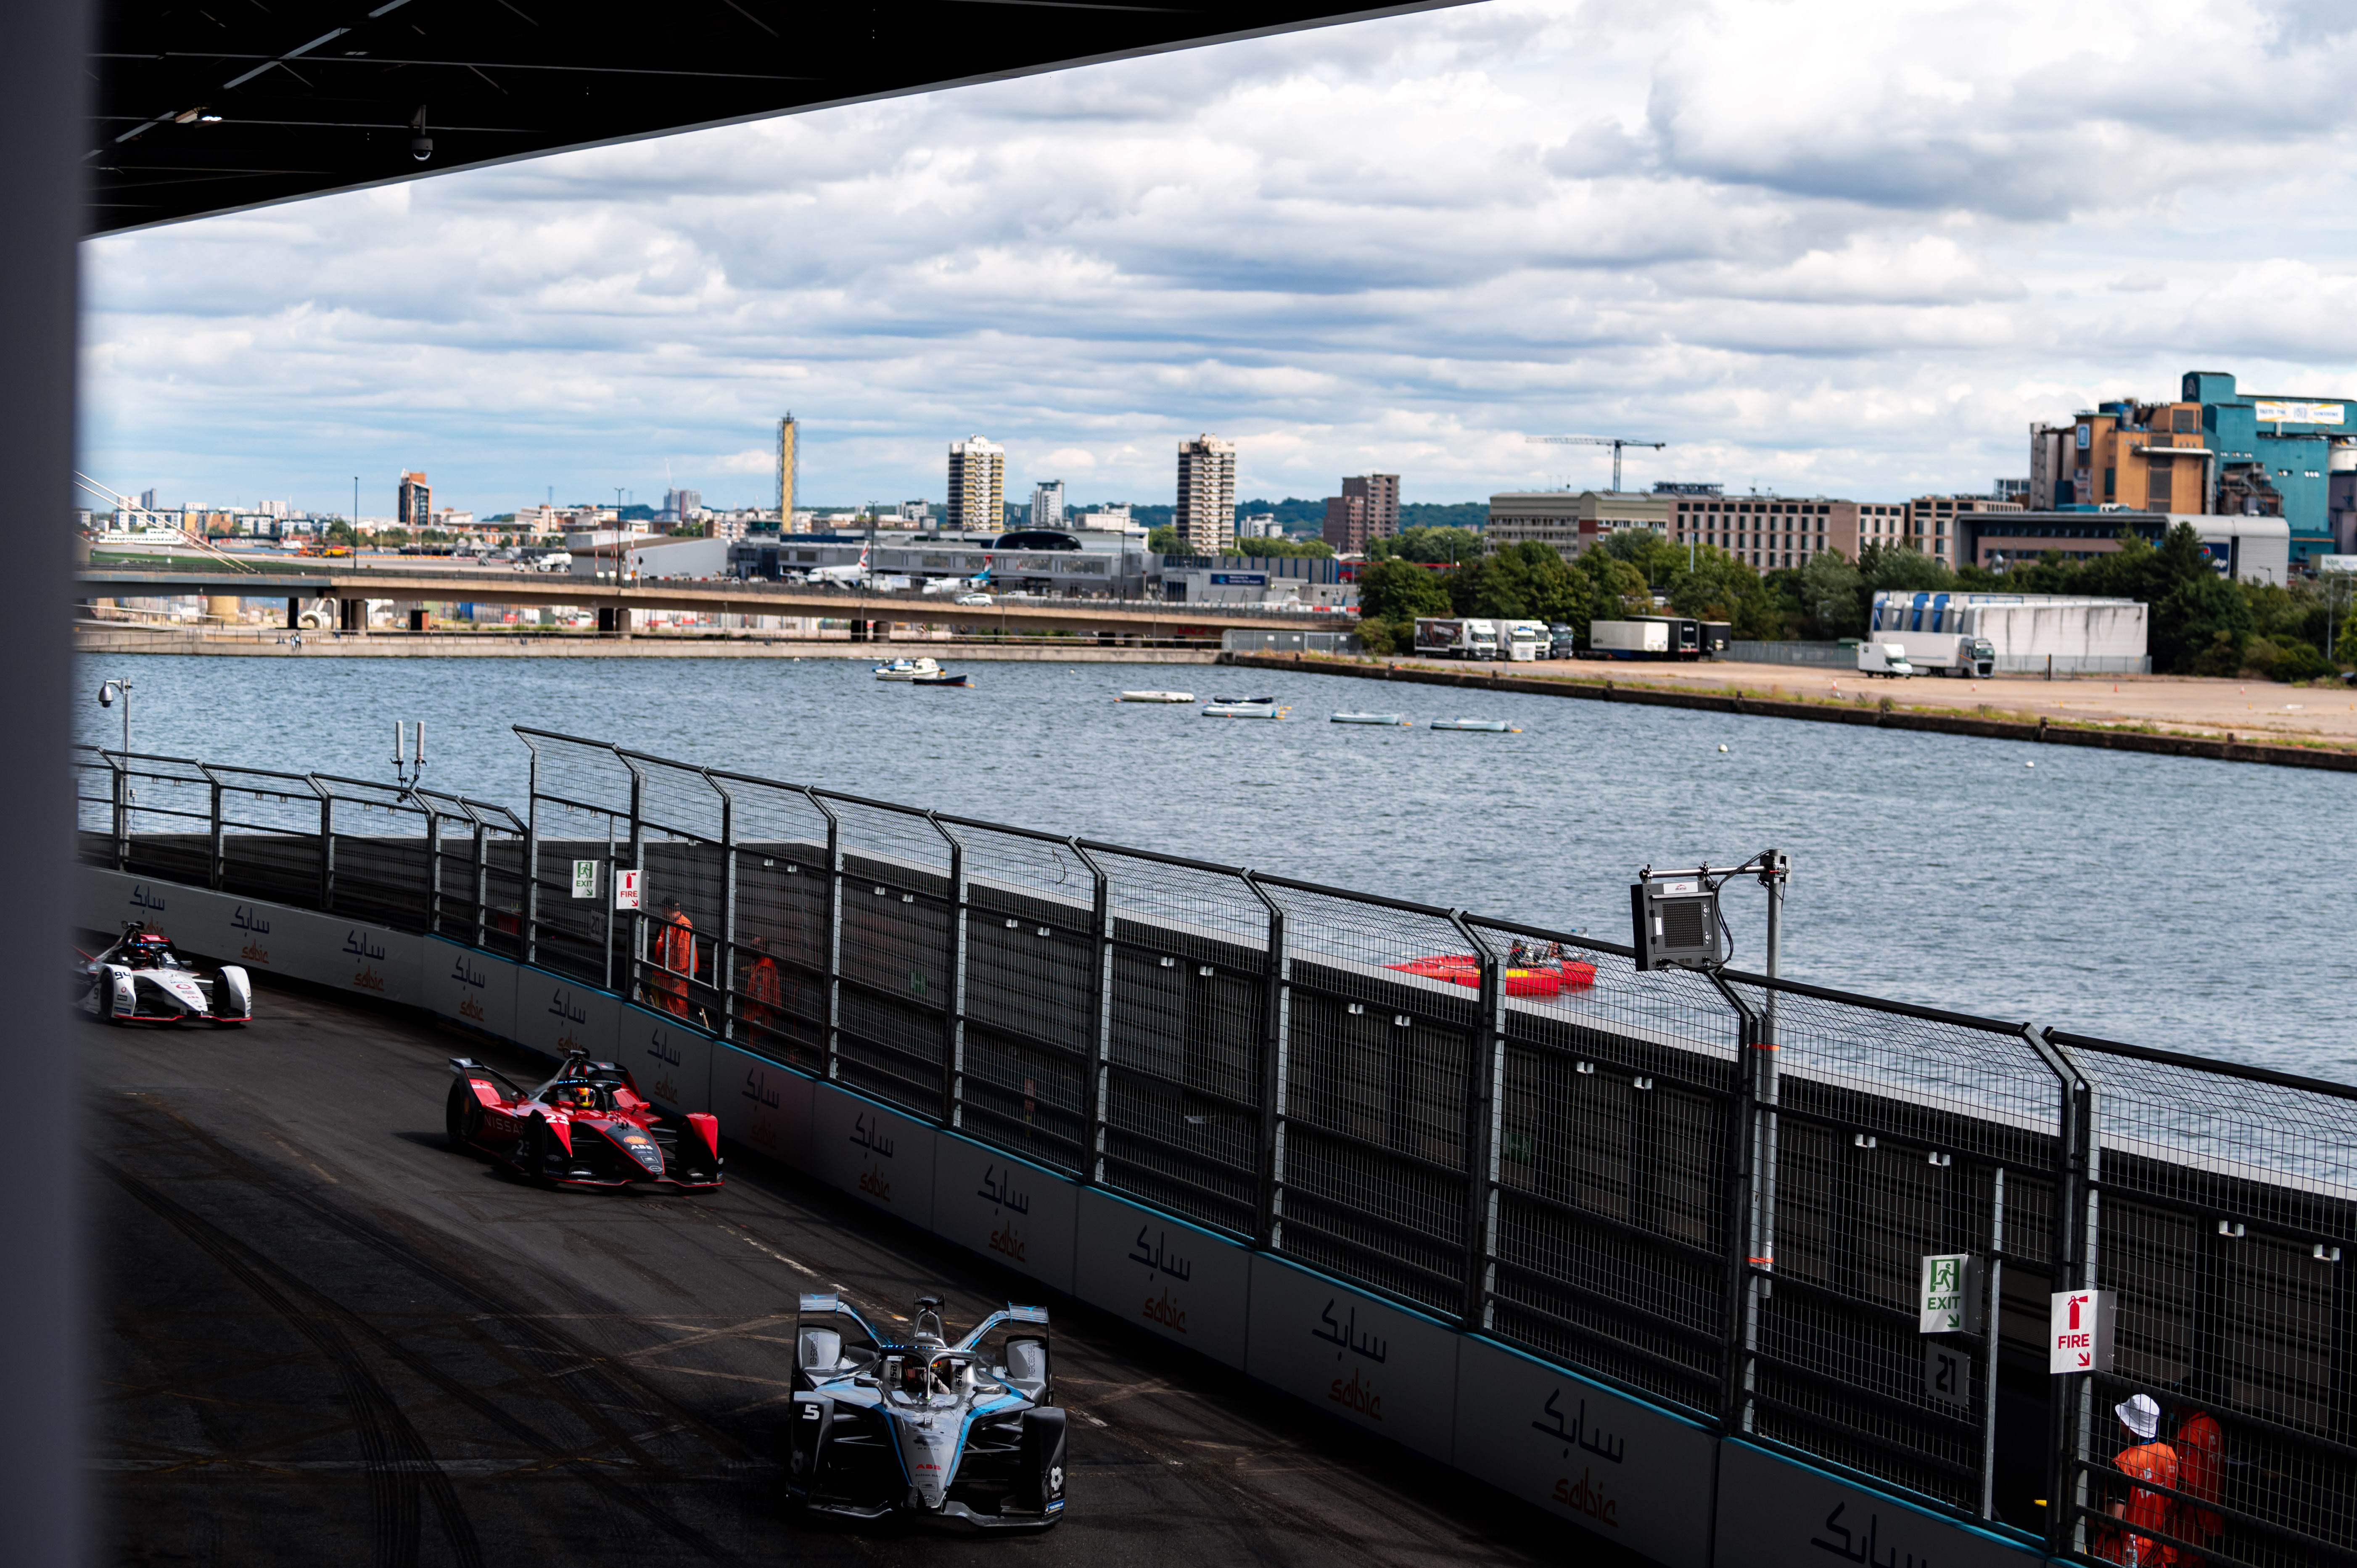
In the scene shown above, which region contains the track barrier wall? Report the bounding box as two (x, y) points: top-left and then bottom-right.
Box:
(72, 737), (2357, 1568)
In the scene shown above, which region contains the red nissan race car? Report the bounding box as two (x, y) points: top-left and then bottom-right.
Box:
(445, 1050), (722, 1190)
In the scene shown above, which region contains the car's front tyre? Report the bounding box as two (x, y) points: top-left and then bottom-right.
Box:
(445, 1079), (484, 1148)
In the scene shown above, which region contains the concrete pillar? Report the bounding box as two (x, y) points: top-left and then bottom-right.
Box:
(205, 595), (240, 625)
(285, 597), (300, 629)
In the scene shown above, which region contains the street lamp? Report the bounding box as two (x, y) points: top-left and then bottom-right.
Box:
(95, 677), (134, 754)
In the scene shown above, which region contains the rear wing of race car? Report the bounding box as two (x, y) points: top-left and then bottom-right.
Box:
(798, 1292), (888, 1347)
(954, 1302), (1049, 1352)
(448, 1056), (527, 1102)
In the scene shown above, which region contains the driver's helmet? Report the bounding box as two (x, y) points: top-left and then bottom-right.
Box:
(555, 1082), (600, 1111)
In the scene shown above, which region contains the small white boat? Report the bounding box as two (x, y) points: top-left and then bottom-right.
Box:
(1118, 690), (1195, 703)
(1430, 718), (1519, 732)
(874, 657), (944, 681)
(1332, 712), (1408, 726)
(1204, 703), (1287, 719)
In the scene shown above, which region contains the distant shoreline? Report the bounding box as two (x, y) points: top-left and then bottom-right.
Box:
(1224, 650), (2357, 774)
(71, 623), (1217, 663)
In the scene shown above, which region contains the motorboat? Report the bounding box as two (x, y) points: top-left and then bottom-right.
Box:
(912, 671), (970, 687)
(1118, 690), (1195, 703)
(1203, 702), (1286, 719)
(1211, 694), (1277, 706)
(874, 657), (944, 681)
(1388, 944), (1597, 997)
(1430, 718), (1519, 732)
(1332, 712), (1408, 726)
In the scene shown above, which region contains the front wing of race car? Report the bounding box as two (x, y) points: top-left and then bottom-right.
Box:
(91, 962), (252, 1024)
(787, 1396), (1066, 1531)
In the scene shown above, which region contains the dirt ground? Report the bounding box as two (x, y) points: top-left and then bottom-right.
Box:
(1528, 661), (2357, 746)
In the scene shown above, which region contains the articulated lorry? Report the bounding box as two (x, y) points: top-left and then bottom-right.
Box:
(1414, 618), (1501, 659)
(1587, 616), (1702, 660)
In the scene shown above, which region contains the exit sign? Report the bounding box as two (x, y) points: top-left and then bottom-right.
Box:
(2048, 1289), (2114, 1374)
(1918, 1254), (1982, 1334)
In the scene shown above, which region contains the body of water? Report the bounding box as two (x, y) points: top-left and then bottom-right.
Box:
(71, 653), (2357, 1082)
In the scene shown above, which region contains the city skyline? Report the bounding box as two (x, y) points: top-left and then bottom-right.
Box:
(76, 1), (2357, 522)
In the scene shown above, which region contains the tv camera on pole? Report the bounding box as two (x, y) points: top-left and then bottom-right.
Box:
(1525, 435), (1667, 494)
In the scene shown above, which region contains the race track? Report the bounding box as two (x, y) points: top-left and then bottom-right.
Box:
(85, 976), (1629, 1567)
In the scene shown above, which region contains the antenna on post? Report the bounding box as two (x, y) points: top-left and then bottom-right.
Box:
(392, 721), (426, 793)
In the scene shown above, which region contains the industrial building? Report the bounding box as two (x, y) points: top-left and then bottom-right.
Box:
(1488, 488), (1671, 560)
(2027, 371), (2354, 568)
(1962, 510), (2290, 584)
(1868, 591), (2149, 674)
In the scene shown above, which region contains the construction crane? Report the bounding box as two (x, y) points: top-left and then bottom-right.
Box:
(1524, 436), (1666, 493)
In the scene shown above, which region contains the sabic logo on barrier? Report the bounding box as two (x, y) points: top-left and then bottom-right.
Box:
(1810, 1502), (1925, 1566)
(1328, 1367), (1383, 1421)
(353, 964), (387, 993)
(989, 1221), (1026, 1263)
(131, 884), (168, 916)
(459, 995), (486, 1023)
(1551, 1470), (1620, 1529)
(857, 1163), (892, 1203)
(651, 1074), (680, 1105)
(1142, 1287), (1188, 1335)
(240, 940), (272, 965)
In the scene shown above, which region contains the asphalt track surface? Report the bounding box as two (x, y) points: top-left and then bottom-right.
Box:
(86, 974), (1639, 1568)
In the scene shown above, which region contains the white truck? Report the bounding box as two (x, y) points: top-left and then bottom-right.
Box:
(1869, 631), (1996, 677)
(1414, 618), (1501, 660)
(1856, 642), (1917, 678)
(1504, 620), (1548, 661)
(1588, 619), (1670, 660)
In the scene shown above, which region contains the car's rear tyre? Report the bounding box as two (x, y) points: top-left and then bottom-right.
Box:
(445, 1080), (484, 1148)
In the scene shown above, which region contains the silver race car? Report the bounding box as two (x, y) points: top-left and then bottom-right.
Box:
(786, 1293), (1066, 1532)
(77, 923), (253, 1025)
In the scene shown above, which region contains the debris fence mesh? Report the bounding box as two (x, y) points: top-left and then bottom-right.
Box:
(70, 736), (2357, 1567)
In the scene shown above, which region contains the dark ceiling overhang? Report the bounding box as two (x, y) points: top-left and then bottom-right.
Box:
(90, 0), (1467, 236)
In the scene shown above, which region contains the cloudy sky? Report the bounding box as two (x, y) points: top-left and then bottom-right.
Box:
(76, 0), (2357, 519)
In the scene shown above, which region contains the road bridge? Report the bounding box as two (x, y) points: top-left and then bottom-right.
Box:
(77, 564), (1350, 640)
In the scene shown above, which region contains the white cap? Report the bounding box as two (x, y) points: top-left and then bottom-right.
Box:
(2116, 1393), (2160, 1440)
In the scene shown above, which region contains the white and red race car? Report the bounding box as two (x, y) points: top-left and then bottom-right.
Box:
(77, 924), (254, 1025)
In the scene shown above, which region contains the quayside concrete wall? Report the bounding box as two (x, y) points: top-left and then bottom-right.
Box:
(76, 863), (2056, 1568)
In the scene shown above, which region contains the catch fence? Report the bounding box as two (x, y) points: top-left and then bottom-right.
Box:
(70, 736), (2355, 1568)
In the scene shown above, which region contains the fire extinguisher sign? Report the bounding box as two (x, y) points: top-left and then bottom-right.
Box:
(2048, 1289), (2115, 1374)
(615, 868), (643, 912)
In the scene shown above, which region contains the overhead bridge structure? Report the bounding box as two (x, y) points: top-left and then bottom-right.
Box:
(89, 0), (1467, 234)
(77, 563), (1338, 639)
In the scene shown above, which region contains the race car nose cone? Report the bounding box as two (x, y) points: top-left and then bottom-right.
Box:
(605, 1126), (666, 1172)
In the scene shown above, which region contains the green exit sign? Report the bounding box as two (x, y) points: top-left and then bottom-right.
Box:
(1918, 1253), (1983, 1335)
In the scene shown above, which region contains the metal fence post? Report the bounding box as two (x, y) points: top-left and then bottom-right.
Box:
(197, 764), (225, 891)
(519, 734), (542, 967)
(621, 749), (646, 1004)
(308, 775), (335, 913)
(107, 752), (128, 871)
(1708, 969), (1765, 1434)
(710, 771), (737, 1041)
(1239, 871), (1287, 1253)
(1447, 911), (1504, 1330)
(2029, 1027), (2099, 1560)
(927, 813), (966, 1129)
(468, 808), (489, 950)
(1069, 840), (1111, 1187)
(805, 788), (843, 1081)
(421, 800), (444, 935)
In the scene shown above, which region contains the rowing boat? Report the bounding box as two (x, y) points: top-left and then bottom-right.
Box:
(1429, 718), (1518, 732)
(1332, 712), (1408, 725)
(1118, 690), (1195, 703)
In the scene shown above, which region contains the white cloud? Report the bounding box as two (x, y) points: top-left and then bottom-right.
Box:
(76, 0), (2357, 515)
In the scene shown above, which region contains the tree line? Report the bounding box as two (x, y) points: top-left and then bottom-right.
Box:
(1352, 524), (2353, 681)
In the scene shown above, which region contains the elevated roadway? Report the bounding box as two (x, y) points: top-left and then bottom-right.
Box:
(77, 563), (1345, 640)
(87, 977), (1608, 1567)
